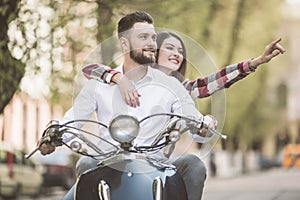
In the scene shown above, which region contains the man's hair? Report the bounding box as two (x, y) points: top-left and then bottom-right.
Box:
(118, 11), (154, 38)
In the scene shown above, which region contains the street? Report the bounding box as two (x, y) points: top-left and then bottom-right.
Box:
(21, 187), (66, 200)
(203, 167), (300, 200)
(19, 167), (300, 200)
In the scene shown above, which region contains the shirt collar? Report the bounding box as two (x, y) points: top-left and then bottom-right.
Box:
(116, 65), (153, 83)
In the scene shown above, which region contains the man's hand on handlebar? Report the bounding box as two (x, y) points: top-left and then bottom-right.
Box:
(38, 138), (56, 155)
(39, 143), (55, 155)
(198, 115), (218, 137)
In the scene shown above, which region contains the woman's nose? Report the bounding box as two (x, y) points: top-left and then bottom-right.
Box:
(173, 52), (179, 57)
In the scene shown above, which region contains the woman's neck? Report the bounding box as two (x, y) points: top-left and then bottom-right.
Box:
(157, 65), (172, 75)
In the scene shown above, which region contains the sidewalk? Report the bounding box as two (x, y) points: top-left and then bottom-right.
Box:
(202, 167), (300, 200)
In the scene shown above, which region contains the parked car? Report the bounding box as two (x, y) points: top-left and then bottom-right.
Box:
(0, 142), (43, 199)
(36, 148), (77, 190)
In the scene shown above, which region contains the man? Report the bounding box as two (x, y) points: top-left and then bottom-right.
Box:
(40, 11), (212, 200)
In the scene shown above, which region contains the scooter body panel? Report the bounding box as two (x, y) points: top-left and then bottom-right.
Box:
(75, 158), (187, 200)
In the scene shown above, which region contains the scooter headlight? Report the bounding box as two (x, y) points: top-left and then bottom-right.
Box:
(109, 115), (140, 144)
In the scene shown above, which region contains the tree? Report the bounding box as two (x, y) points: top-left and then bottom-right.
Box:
(0, 0), (24, 114)
(3, 0), (285, 152)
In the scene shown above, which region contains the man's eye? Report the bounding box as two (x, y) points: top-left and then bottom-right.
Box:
(152, 35), (157, 41)
(139, 35), (147, 39)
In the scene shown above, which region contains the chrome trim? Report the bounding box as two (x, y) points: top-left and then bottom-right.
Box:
(109, 114), (140, 143)
(74, 177), (80, 200)
(98, 180), (110, 200)
(98, 153), (176, 169)
(98, 153), (147, 166)
(153, 176), (163, 200)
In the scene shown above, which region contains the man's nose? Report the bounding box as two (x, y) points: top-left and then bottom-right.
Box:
(147, 37), (156, 46)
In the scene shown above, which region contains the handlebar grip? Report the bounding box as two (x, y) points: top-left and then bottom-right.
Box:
(46, 120), (60, 136)
(45, 120), (64, 146)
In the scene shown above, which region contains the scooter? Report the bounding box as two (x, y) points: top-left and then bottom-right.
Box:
(26, 113), (226, 200)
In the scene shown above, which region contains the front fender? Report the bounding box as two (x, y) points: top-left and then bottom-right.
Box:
(75, 158), (187, 200)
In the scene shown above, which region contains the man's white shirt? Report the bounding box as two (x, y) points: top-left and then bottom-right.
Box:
(61, 66), (204, 158)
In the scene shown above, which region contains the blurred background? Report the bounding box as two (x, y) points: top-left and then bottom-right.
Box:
(1, 0), (300, 198)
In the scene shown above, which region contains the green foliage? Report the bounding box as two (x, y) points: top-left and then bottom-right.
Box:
(122, 0), (286, 150)
(0, 0), (24, 114)
(2, 0), (286, 150)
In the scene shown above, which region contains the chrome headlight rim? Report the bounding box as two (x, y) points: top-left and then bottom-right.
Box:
(108, 115), (140, 144)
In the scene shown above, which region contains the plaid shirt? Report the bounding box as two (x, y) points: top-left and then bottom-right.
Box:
(82, 63), (120, 84)
(183, 60), (255, 99)
(82, 60), (255, 99)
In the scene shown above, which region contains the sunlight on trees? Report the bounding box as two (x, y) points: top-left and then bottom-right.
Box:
(3, 0), (287, 151)
(7, 0), (99, 107)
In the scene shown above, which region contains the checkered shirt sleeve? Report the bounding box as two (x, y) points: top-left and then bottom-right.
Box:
(82, 63), (119, 84)
(182, 60), (255, 99)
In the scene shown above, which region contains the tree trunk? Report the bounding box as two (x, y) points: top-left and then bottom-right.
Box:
(0, 0), (25, 114)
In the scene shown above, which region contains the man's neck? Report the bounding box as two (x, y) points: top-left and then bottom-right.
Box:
(123, 57), (149, 83)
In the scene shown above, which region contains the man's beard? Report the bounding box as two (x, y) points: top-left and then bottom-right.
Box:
(129, 45), (156, 65)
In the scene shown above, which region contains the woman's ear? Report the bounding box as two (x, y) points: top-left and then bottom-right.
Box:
(119, 37), (129, 52)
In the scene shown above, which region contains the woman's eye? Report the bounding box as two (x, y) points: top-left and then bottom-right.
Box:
(166, 46), (174, 50)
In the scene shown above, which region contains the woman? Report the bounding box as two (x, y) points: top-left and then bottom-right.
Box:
(82, 31), (285, 107)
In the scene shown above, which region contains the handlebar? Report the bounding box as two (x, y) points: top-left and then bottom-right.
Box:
(26, 113), (227, 160)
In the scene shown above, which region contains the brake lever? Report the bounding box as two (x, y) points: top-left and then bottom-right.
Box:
(208, 127), (227, 140)
(25, 135), (52, 159)
(200, 118), (227, 140)
(186, 118), (227, 140)
(25, 147), (39, 159)
(25, 121), (60, 160)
